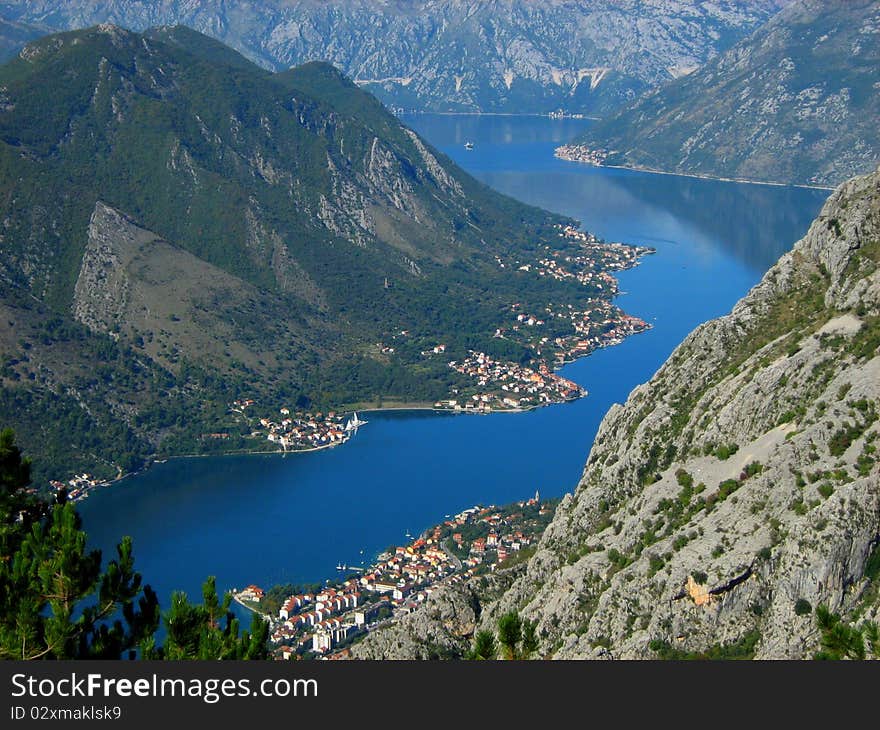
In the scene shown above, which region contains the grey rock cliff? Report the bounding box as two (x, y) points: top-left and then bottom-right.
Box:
(351, 584), (481, 660)
(483, 166), (880, 658)
(354, 167), (880, 659)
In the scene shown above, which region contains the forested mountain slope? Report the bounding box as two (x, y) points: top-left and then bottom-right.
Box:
(0, 25), (607, 482)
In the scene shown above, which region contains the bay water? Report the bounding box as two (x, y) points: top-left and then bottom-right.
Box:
(79, 114), (828, 609)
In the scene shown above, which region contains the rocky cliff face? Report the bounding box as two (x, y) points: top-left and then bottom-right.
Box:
(355, 167), (880, 660)
(569, 0), (880, 186)
(481, 166), (880, 658)
(72, 201), (320, 378)
(351, 584), (482, 660)
(0, 0), (788, 114)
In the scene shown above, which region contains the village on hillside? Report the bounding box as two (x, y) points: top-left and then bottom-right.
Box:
(230, 400), (367, 453)
(234, 494), (558, 660)
(438, 351), (584, 412)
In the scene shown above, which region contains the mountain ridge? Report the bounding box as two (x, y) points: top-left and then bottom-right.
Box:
(561, 0), (880, 186)
(0, 0), (790, 114)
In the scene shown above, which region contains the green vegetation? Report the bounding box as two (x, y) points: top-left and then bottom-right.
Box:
(846, 316), (880, 361)
(162, 577), (269, 660)
(257, 582), (324, 616)
(467, 630), (497, 660)
(636, 443), (664, 486)
(649, 474), (720, 544)
(647, 552), (666, 577)
(648, 629), (760, 660)
(828, 401), (876, 458)
(852, 544), (880, 620)
(607, 547), (631, 571)
(469, 610), (539, 660)
(856, 431), (877, 476)
(478, 611), (538, 661)
(717, 478), (741, 500)
(497, 612), (522, 660)
(813, 605), (878, 661)
(742, 461), (763, 479)
(0, 428), (267, 659)
(794, 598), (812, 616)
(713, 443), (739, 461)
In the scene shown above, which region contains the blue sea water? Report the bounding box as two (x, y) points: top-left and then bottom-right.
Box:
(78, 114), (828, 609)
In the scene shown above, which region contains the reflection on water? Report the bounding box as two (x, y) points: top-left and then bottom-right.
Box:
(406, 113), (591, 147)
(405, 114), (829, 273)
(408, 114), (592, 181)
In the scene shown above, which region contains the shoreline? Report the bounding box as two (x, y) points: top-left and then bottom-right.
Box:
(73, 437), (353, 499)
(555, 153), (835, 192)
(72, 314), (649, 495)
(66, 172), (655, 497)
(78, 388), (595, 497)
(601, 162), (835, 192)
(400, 110), (600, 121)
(231, 594), (269, 618)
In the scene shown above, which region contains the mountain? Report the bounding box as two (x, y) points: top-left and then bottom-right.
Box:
(354, 166), (880, 659)
(0, 25), (650, 484)
(561, 0), (880, 187)
(0, 0), (789, 115)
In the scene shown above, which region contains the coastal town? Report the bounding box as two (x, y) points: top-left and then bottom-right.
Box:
(493, 224), (652, 287)
(231, 399), (367, 452)
(554, 143), (609, 166)
(46, 473), (105, 503)
(234, 493), (558, 660)
(551, 302), (652, 363)
(543, 224), (653, 288)
(490, 224), (654, 364)
(206, 227), (653, 455)
(438, 351), (584, 412)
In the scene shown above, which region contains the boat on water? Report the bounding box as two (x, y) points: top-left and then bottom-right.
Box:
(464, 141), (474, 150)
(344, 412), (368, 432)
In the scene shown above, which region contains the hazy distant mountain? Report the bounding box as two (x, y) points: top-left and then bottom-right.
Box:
(565, 0), (880, 186)
(0, 16), (45, 62)
(0, 0), (789, 114)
